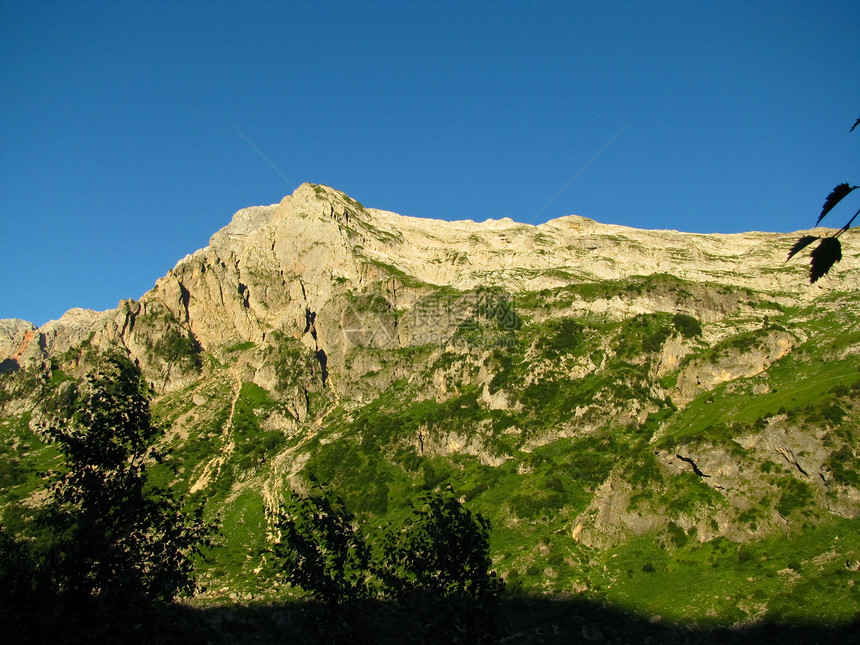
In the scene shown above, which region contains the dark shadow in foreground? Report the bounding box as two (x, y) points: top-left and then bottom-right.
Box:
(4, 594), (857, 645)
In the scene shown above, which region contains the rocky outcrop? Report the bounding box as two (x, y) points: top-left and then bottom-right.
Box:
(671, 330), (796, 406)
(0, 319), (36, 373)
(572, 469), (670, 549)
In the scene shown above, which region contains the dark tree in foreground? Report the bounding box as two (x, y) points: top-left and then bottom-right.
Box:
(37, 356), (212, 609)
(272, 483), (502, 604)
(271, 483), (503, 642)
(787, 115), (859, 282)
(378, 486), (503, 601)
(271, 482), (370, 605)
(0, 522), (40, 609)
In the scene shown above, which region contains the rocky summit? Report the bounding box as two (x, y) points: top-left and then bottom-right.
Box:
(1, 182), (859, 626)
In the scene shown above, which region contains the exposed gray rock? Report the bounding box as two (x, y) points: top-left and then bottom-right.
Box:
(0, 319), (36, 372)
(671, 330), (796, 406)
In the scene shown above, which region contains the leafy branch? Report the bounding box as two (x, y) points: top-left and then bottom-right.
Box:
(787, 116), (859, 283)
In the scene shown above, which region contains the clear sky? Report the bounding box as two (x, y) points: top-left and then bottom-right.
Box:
(1, 1), (858, 326)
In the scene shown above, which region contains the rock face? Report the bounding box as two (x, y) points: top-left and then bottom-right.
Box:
(4, 182), (856, 390)
(0, 319), (36, 373)
(671, 330), (797, 406)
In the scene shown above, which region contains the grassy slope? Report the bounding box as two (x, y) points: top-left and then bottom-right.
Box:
(1, 280), (858, 627)
(174, 285), (858, 624)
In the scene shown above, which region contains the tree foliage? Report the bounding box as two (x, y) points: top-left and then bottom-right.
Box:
(271, 482), (370, 605)
(377, 486), (503, 600)
(672, 313), (702, 339)
(271, 483), (503, 606)
(788, 115), (859, 283)
(34, 356), (212, 609)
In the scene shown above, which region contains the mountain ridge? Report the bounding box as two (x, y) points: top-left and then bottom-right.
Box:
(4, 182), (856, 381)
(1, 182), (858, 624)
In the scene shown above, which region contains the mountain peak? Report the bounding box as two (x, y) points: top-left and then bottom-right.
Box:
(2, 184), (857, 384)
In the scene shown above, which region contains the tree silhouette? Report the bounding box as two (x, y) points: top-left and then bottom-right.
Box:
(377, 486), (503, 601)
(787, 116), (859, 282)
(270, 481), (370, 605)
(37, 356), (212, 610)
(271, 483), (503, 604)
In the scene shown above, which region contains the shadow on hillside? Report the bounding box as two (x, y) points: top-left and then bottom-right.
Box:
(8, 594), (857, 645)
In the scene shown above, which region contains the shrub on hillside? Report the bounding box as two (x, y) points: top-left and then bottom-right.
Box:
(672, 313), (702, 338)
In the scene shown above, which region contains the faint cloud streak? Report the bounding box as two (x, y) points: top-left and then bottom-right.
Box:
(533, 124), (628, 221)
(230, 124), (296, 191)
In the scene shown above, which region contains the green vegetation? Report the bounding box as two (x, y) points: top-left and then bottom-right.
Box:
(673, 312), (702, 338)
(515, 273), (701, 310)
(268, 482), (503, 641)
(271, 483), (371, 605)
(0, 357), (213, 638)
(1, 270), (858, 638)
(136, 305), (202, 371)
(776, 477), (814, 517)
(271, 483), (502, 606)
(0, 413), (62, 526)
(377, 486), (503, 599)
(535, 317), (584, 357)
(590, 518), (860, 626)
(232, 382), (286, 470)
(225, 340), (256, 353)
(659, 354), (860, 447)
(153, 326), (202, 368)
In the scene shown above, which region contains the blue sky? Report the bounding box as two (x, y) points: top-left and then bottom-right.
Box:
(1, 1), (858, 326)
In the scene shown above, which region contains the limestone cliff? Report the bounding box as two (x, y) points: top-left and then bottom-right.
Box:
(3, 182), (856, 391)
